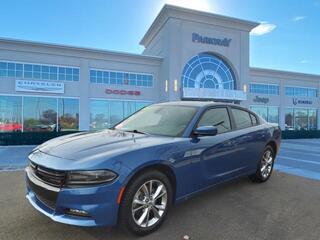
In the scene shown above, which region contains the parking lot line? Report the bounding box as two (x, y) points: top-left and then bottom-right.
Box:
(274, 139), (320, 181)
(277, 156), (320, 165)
(275, 163), (320, 181)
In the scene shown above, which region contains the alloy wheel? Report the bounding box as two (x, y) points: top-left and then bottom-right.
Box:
(260, 149), (273, 179)
(131, 180), (167, 228)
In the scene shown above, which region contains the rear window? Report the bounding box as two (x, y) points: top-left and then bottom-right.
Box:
(231, 108), (252, 129)
(250, 113), (258, 125)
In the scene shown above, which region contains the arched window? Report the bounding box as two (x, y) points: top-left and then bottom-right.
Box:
(181, 53), (235, 90)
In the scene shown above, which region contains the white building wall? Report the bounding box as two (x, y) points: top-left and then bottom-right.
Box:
(0, 39), (162, 131)
(1, 5), (320, 131)
(249, 68), (320, 129)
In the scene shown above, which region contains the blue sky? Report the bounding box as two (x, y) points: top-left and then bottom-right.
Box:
(1, 0), (319, 74)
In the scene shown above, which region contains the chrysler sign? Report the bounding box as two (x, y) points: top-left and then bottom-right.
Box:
(105, 89), (141, 96)
(15, 80), (64, 94)
(192, 33), (231, 47)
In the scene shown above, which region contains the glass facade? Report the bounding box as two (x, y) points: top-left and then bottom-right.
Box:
(285, 86), (318, 97)
(285, 109), (294, 130)
(285, 108), (317, 130)
(249, 83), (279, 95)
(58, 98), (79, 131)
(1, 60), (319, 132)
(23, 97), (57, 132)
(250, 106), (279, 124)
(90, 100), (151, 130)
(90, 69), (153, 87)
(0, 96), (22, 132)
(0, 95), (79, 132)
(251, 106), (267, 121)
(181, 53), (235, 90)
(268, 107), (279, 123)
(308, 109), (317, 130)
(0, 61), (79, 81)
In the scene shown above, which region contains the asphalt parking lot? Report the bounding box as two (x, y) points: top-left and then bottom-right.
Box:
(0, 139), (320, 240)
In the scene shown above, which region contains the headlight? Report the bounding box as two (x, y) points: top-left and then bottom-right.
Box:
(66, 170), (118, 186)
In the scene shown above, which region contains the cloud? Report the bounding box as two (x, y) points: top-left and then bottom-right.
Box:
(300, 60), (309, 64)
(292, 16), (306, 22)
(250, 22), (276, 36)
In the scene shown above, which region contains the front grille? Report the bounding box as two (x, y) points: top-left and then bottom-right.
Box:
(26, 173), (59, 210)
(29, 161), (66, 188)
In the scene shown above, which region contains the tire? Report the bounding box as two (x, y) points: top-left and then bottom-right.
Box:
(118, 170), (173, 236)
(249, 145), (275, 183)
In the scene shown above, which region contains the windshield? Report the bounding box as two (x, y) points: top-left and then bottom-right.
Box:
(114, 105), (198, 137)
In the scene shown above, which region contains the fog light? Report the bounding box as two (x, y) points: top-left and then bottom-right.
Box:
(66, 208), (89, 217)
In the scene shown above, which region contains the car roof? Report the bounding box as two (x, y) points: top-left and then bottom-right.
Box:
(154, 101), (243, 108)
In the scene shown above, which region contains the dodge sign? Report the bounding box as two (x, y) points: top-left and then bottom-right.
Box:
(105, 89), (141, 96)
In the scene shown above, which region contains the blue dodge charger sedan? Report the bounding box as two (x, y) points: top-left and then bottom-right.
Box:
(26, 101), (281, 235)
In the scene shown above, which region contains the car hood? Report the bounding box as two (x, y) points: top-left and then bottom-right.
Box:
(36, 130), (175, 162)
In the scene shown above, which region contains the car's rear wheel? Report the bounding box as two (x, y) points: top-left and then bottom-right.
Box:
(249, 145), (275, 182)
(119, 170), (172, 236)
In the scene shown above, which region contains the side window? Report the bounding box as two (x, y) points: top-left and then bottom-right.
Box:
(197, 107), (231, 134)
(250, 113), (258, 126)
(231, 108), (252, 129)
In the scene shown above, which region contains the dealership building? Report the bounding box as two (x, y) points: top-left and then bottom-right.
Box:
(1, 4), (320, 132)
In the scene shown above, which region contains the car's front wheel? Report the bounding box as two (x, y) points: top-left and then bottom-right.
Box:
(250, 145), (275, 182)
(119, 170), (172, 235)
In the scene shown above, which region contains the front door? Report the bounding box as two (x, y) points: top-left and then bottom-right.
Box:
(193, 107), (242, 185)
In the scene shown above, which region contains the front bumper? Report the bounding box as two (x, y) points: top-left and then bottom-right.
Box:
(25, 168), (120, 227)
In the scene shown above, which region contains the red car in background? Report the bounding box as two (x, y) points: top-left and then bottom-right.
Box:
(0, 123), (22, 132)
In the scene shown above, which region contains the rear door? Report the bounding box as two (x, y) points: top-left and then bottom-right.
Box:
(229, 107), (267, 171)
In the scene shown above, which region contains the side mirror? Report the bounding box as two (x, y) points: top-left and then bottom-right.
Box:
(193, 126), (218, 137)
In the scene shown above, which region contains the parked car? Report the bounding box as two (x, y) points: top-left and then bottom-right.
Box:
(25, 101), (281, 235)
(24, 124), (60, 132)
(0, 122), (22, 132)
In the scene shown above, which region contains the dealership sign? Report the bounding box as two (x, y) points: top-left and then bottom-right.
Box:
(253, 96), (269, 104)
(15, 80), (64, 94)
(105, 89), (141, 96)
(182, 88), (246, 101)
(293, 98), (312, 105)
(192, 33), (232, 47)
